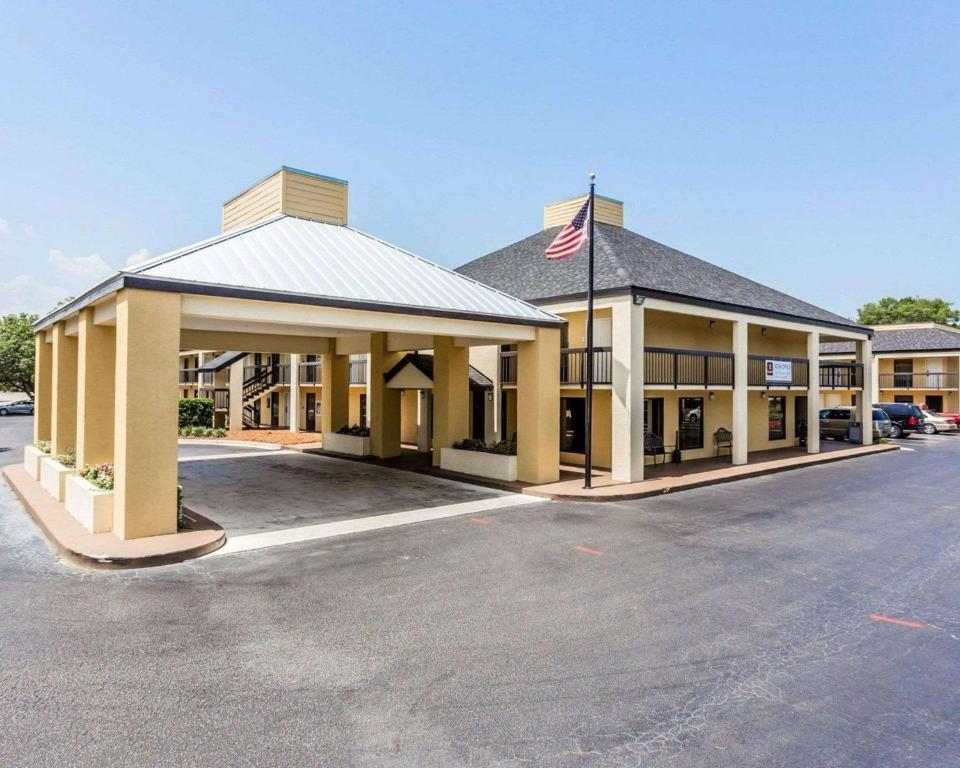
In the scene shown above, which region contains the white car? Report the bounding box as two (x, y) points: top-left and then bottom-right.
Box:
(919, 409), (959, 434)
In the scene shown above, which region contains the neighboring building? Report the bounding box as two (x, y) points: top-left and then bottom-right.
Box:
(457, 194), (874, 482)
(821, 323), (960, 411)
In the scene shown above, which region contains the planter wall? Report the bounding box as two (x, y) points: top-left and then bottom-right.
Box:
(65, 475), (114, 533)
(440, 447), (517, 482)
(40, 457), (76, 502)
(23, 445), (47, 480)
(322, 432), (371, 456)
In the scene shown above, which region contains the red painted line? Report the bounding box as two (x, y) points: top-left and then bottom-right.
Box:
(469, 517), (492, 525)
(869, 613), (925, 629)
(574, 545), (603, 556)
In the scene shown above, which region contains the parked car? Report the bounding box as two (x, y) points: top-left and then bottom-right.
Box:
(0, 399), (34, 416)
(819, 406), (892, 440)
(925, 406), (960, 426)
(918, 408), (959, 434)
(874, 403), (925, 439)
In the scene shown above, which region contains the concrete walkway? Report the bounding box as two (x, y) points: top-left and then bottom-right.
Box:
(526, 442), (899, 501)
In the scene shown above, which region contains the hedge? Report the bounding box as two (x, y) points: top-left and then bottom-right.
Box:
(178, 398), (214, 428)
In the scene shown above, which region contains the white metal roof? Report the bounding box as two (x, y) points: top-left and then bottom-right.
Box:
(126, 214), (557, 324)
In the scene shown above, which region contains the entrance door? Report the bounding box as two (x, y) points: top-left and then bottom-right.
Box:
(270, 393), (280, 427)
(305, 393), (316, 431)
(472, 390), (486, 440)
(926, 395), (944, 412)
(678, 397), (704, 450)
(560, 398), (586, 453)
(795, 395), (808, 438)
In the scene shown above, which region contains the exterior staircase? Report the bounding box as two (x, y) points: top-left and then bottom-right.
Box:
(240, 364), (285, 428)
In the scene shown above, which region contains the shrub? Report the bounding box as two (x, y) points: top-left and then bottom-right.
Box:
(55, 450), (76, 468)
(81, 464), (114, 491)
(337, 424), (370, 437)
(178, 398), (214, 429)
(452, 438), (517, 456)
(177, 485), (186, 529)
(33, 440), (50, 454)
(179, 425), (227, 439)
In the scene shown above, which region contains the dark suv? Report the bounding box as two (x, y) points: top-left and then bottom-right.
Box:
(874, 403), (925, 439)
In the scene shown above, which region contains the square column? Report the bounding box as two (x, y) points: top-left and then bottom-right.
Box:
(33, 333), (52, 444)
(50, 321), (78, 456)
(369, 333), (402, 458)
(113, 289), (181, 539)
(806, 330), (821, 454)
(517, 327), (560, 484)
(76, 308), (115, 468)
(432, 336), (469, 467)
(288, 353), (301, 432)
(870, 353), (880, 404)
(228, 359), (244, 430)
(611, 297), (645, 482)
(321, 352), (350, 433)
(731, 320), (749, 465)
(856, 338), (873, 445)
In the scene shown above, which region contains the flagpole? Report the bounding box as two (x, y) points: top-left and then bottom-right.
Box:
(584, 172), (596, 489)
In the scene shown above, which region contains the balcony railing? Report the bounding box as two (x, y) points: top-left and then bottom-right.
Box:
(748, 356), (809, 388)
(878, 372), (959, 390)
(213, 388), (229, 410)
(644, 348), (734, 388)
(500, 351), (518, 385)
(350, 358), (368, 385)
(819, 362), (863, 389)
(299, 361), (322, 385)
(560, 347), (613, 386)
(178, 368), (199, 384)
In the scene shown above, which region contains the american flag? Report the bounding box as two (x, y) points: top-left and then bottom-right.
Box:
(545, 198), (590, 260)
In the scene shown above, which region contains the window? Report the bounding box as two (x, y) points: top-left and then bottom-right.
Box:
(768, 396), (786, 440)
(894, 395), (913, 404)
(560, 397), (586, 453)
(644, 398), (664, 439)
(678, 397), (704, 450)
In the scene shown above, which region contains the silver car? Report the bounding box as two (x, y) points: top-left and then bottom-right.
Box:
(919, 408), (959, 434)
(0, 399), (34, 416)
(819, 406), (892, 440)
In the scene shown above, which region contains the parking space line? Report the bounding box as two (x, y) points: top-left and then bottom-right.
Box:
(207, 494), (544, 557)
(574, 545), (603, 557)
(469, 517), (493, 525)
(870, 613), (925, 629)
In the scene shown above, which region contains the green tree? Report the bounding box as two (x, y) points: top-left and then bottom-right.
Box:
(856, 297), (959, 327)
(0, 313), (38, 399)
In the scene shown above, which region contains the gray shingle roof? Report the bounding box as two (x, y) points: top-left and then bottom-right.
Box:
(821, 326), (960, 355)
(456, 223), (862, 330)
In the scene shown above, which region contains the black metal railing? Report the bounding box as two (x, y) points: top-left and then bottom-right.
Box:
(299, 361), (322, 385)
(878, 372), (959, 390)
(747, 356), (809, 387)
(644, 348), (734, 388)
(349, 358), (367, 385)
(819, 362), (863, 388)
(560, 347), (613, 386)
(213, 388), (229, 410)
(178, 368), (199, 384)
(500, 350), (518, 385)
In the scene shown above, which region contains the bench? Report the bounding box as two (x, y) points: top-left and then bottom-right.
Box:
(713, 427), (733, 457)
(644, 431), (666, 465)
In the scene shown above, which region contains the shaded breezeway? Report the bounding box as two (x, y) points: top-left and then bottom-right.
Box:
(177, 443), (514, 536)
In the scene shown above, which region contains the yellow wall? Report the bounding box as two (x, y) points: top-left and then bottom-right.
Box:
(400, 390), (418, 444)
(748, 325), (806, 357)
(348, 386), (366, 426)
(559, 388), (612, 469)
(644, 310), (733, 353)
(222, 171), (282, 232)
(747, 392), (803, 452)
(544, 195), (623, 228)
(222, 168), (348, 232)
(559, 307), (613, 348)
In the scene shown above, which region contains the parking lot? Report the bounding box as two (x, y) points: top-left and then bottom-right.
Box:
(1, 415), (959, 767)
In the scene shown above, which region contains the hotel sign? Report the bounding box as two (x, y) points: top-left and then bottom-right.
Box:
(765, 359), (793, 384)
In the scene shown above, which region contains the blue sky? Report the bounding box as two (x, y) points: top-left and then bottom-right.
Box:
(1, 1), (957, 319)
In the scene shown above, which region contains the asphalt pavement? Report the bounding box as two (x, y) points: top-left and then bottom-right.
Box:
(1, 415), (958, 767)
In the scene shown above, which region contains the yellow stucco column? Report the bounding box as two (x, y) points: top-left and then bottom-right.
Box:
(76, 307), (116, 468)
(611, 297), (645, 482)
(516, 326), (560, 484)
(731, 320), (749, 465)
(33, 332), (52, 444)
(806, 331), (821, 454)
(320, 352), (350, 433)
(228, 358), (244, 430)
(432, 336), (470, 466)
(369, 332), (402, 458)
(50, 321), (78, 456)
(855, 338), (873, 445)
(113, 289), (181, 539)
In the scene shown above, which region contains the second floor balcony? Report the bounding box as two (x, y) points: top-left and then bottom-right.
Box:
(878, 371), (959, 390)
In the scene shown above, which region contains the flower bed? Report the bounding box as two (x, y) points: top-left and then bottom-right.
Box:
(178, 426), (227, 439)
(40, 452), (76, 502)
(440, 439), (517, 482)
(23, 441), (50, 480)
(323, 425), (371, 456)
